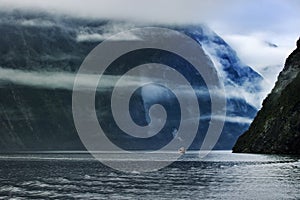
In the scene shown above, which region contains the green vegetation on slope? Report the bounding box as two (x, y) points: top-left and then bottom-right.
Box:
(233, 38), (300, 154)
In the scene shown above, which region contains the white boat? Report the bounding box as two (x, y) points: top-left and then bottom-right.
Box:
(178, 147), (186, 154)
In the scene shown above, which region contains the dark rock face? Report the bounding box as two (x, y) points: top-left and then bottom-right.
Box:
(233, 38), (300, 154)
(0, 10), (262, 151)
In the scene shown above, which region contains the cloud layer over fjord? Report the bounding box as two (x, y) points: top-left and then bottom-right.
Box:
(0, 0), (299, 108)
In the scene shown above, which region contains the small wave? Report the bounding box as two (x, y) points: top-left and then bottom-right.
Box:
(55, 177), (71, 184)
(0, 185), (23, 193)
(131, 171), (140, 174)
(84, 175), (91, 179)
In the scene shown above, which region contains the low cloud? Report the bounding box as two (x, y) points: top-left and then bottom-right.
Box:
(0, 67), (137, 90)
(216, 115), (252, 124)
(0, 0), (227, 24)
(0, 67), (255, 123)
(76, 32), (140, 42)
(0, 17), (57, 27)
(18, 19), (55, 27)
(200, 115), (252, 124)
(222, 34), (292, 70)
(0, 67), (202, 91)
(76, 22), (139, 42)
(0, 67), (75, 90)
(221, 33), (298, 96)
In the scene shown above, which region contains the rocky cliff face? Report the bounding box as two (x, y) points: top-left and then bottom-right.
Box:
(0, 10), (262, 151)
(233, 38), (300, 154)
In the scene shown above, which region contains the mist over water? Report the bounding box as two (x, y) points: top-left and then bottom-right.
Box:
(0, 151), (299, 199)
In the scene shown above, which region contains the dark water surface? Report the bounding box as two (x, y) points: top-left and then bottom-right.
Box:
(0, 151), (299, 199)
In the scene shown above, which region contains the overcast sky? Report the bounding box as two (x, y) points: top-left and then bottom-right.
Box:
(0, 0), (299, 89)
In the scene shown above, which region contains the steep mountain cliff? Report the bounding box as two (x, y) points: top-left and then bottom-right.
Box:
(0, 10), (262, 151)
(233, 38), (300, 154)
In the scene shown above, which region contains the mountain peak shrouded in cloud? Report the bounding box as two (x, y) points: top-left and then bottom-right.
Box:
(0, 10), (263, 108)
(0, 10), (262, 150)
(0, 0), (299, 97)
(0, 2), (298, 150)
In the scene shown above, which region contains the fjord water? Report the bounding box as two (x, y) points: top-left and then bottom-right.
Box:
(0, 151), (299, 199)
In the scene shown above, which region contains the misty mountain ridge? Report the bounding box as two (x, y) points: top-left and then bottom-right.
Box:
(233, 38), (300, 154)
(0, 10), (263, 150)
